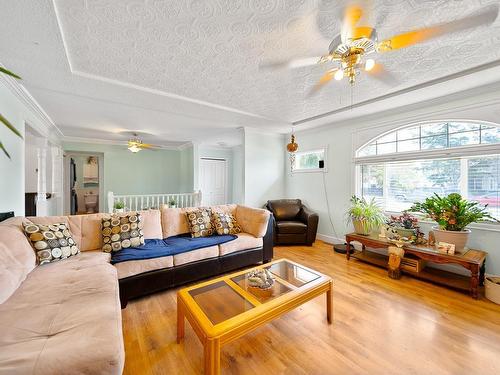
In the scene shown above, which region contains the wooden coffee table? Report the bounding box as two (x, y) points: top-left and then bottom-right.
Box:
(177, 258), (333, 374)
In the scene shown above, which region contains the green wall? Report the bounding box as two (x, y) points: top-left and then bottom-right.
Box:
(63, 142), (194, 200)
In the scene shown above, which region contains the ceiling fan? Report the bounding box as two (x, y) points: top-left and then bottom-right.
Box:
(262, 2), (499, 94)
(127, 134), (158, 153)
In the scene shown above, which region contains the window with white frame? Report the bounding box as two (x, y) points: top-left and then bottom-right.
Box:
(292, 148), (326, 172)
(355, 121), (500, 220)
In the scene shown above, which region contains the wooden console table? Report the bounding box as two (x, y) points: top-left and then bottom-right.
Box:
(345, 233), (487, 299)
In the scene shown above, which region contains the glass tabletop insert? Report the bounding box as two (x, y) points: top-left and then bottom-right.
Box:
(188, 281), (254, 325)
(268, 260), (320, 287)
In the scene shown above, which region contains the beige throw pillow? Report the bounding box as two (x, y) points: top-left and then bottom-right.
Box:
(185, 208), (214, 238)
(101, 213), (145, 253)
(23, 222), (80, 265)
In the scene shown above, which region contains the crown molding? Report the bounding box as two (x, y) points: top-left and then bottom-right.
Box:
(0, 64), (63, 142)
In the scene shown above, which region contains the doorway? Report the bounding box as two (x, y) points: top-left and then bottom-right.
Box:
(199, 158), (227, 206)
(63, 152), (104, 215)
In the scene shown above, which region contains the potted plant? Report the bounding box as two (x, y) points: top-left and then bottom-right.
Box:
(346, 195), (387, 236)
(168, 198), (177, 208)
(114, 201), (125, 213)
(410, 193), (497, 252)
(388, 211), (419, 239)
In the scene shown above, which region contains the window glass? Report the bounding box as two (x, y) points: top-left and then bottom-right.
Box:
(449, 123), (479, 133)
(421, 123), (447, 137)
(397, 127), (420, 140)
(449, 131), (480, 147)
(421, 135), (447, 150)
(397, 138), (420, 152)
(357, 122), (500, 157)
(481, 127), (500, 144)
(377, 142), (397, 155)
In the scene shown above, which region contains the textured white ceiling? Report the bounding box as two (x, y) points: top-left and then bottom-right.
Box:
(1, 0), (500, 145)
(54, 0), (500, 123)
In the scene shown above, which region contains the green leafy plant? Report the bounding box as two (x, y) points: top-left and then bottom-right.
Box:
(346, 195), (387, 234)
(168, 198), (177, 207)
(114, 201), (125, 210)
(0, 66), (23, 158)
(410, 193), (497, 231)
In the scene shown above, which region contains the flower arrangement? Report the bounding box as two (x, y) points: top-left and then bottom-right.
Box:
(388, 211), (419, 230)
(410, 193), (497, 231)
(346, 195), (387, 235)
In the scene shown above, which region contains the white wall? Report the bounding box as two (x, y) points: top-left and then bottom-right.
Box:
(232, 144), (244, 204)
(0, 75), (60, 216)
(287, 86), (500, 275)
(244, 128), (286, 208)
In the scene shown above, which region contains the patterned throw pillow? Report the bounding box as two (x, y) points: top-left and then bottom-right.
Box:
(212, 212), (241, 235)
(23, 222), (80, 265)
(101, 213), (145, 253)
(185, 208), (214, 238)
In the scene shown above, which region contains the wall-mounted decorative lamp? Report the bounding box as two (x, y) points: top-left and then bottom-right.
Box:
(287, 127), (298, 172)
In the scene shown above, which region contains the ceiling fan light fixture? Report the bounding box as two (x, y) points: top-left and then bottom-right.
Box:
(128, 144), (141, 153)
(365, 58), (375, 71)
(334, 69), (344, 81)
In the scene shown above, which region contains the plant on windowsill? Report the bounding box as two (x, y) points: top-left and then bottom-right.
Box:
(168, 198), (177, 208)
(114, 201), (125, 213)
(346, 195), (387, 236)
(0, 67), (23, 158)
(410, 193), (498, 253)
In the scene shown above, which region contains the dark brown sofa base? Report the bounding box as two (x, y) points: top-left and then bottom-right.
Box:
(118, 218), (273, 308)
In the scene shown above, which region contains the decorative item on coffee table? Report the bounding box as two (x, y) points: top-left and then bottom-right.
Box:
(410, 193), (497, 253)
(247, 268), (275, 297)
(346, 195), (386, 235)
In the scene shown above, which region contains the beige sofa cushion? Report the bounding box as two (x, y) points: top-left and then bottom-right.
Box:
(235, 205), (270, 238)
(219, 233), (263, 256)
(173, 245), (219, 266)
(0, 251), (123, 375)
(115, 255), (173, 279)
(211, 204), (237, 214)
(0, 224), (37, 304)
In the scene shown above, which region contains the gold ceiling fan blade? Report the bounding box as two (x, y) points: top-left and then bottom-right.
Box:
(138, 143), (160, 150)
(378, 4), (499, 52)
(366, 63), (399, 86)
(341, 4), (364, 43)
(259, 56), (324, 70)
(307, 68), (339, 97)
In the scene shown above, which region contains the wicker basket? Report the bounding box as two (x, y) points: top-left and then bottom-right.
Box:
(485, 277), (500, 305)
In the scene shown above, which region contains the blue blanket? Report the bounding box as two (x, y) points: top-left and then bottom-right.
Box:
(111, 234), (237, 264)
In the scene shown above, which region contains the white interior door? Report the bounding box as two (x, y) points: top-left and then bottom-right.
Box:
(199, 158), (227, 206)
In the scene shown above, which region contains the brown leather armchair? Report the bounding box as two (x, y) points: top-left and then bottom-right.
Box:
(265, 199), (319, 246)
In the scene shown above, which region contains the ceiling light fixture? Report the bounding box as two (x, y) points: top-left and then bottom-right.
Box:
(334, 69), (344, 81)
(128, 144), (141, 153)
(365, 58), (375, 71)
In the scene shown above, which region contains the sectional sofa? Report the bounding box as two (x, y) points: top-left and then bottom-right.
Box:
(0, 204), (272, 375)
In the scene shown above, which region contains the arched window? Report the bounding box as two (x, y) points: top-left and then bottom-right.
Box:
(355, 121), (500, 220)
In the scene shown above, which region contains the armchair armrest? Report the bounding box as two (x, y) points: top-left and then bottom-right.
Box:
(298, 206), (319, 245)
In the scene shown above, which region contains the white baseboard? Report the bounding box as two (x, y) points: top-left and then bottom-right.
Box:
(317, 233), (344, 244)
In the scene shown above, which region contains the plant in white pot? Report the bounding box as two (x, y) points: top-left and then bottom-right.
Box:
(114, 201), (125, 213)
(410, 193), (497, 253)
(346, 195), (387, 236)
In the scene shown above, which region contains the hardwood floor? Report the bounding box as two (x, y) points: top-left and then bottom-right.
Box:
(122, 241), (500, 375)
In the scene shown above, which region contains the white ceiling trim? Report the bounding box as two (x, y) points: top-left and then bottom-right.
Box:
(51, 0), (284, 125)
(62, 135), (191, 151)
(0, 64), (63, 142)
